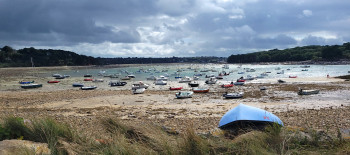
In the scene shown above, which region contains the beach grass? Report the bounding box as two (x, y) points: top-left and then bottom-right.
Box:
(1, 116), (350, 154)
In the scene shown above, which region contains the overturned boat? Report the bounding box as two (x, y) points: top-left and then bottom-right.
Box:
(219, 104), (283, 130)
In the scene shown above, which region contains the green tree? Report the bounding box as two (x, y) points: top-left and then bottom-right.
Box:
(321, 45), (343, 60)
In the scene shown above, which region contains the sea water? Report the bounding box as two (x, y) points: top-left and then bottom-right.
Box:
(44, 64), (350, 82)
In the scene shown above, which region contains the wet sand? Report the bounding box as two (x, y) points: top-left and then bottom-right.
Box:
(0, 66), (350, 136)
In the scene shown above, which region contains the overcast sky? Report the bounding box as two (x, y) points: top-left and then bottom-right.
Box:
(1, 0), (349, 57)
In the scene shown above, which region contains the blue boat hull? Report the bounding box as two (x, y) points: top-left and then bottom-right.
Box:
(219, 104), (283, 129)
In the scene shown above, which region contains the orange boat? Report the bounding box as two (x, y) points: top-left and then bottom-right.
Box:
(193, 88), (209, 93)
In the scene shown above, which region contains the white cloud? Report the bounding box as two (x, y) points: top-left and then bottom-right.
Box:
(303, 9), (313, 17)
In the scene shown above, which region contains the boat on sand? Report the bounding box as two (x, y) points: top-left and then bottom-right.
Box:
(21, 84), (42, 89)
(169, 87), (183, 90)
(175, 91), (193, 99)
(222, 92), (244, 99)
(193, 87), (209, 93)
(81, 86), (97, 90)
(298, 89), (319, 95)
(219, 104), (283, 130)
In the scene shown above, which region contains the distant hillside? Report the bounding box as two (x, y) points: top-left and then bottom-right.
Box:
(0, 46), (225, 67)
(227, 42), (350, 63)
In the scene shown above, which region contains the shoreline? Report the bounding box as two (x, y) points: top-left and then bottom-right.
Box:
(0, 65), (350, 136)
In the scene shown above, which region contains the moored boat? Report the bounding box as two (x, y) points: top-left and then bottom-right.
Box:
(193, 87), (209, 93)
(19, 81), (35, 84)
(233, 82), (245, 86)
(221, 83), (234, 88)
(132, 88), (146, 94)
(175, 91), (193, 99)
(298, 89), (319, 95)
(205, 77), (217, 84)
(169, 87), (183, 90)
(188, 81), (199, 87)
(52, 74), (62, 77)
(55, 76), (65, 79)
(289, 75), (297, 78)
(47, 80), (60, 83)
(222, 92), (244, 99)
(84, 78), (93, 81)
(132, 81), (149, 89)
(155, 79), (167, 85)
(72, 83), (84, 87)
(179, 76), (192, 83)
(278, 79), (286, 83)
(92, 79), (104, 82)
(21, 84), (43, 89)
(81, 86), (97, 90)
(110, 81), (127, 86)
(127, 74), (136, 78)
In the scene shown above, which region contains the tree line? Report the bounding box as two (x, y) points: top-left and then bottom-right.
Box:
(0, 46), (225, 67)
(227, 42), (350, 63)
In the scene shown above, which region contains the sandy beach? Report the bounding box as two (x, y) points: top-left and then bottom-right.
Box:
(1, 66), (350, 137)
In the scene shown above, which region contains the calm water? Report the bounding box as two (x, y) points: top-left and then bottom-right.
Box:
(45, 64), (350, 81)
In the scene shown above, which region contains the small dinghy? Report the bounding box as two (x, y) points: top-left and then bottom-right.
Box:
(84, 78), (93, 81)
(132, 88), (146, 94)
(92, 79), (104, 82)
(289, 75), (297, 78)
(110, 81), (127, 86)
(205, 77), (217, 84)
(84, 74), (92, 77)
(221, 83), (233, 88)
(278, 79), (286, 83)
(169, 87), (183, 90)
(223, 92), (244, 99)
(193, 87), (209, 93)
(175, 91), (193, 99)
(188, 81), (199, 87)
(155, 79), (167, 85)
(72, 83), (84, 87)
(81, 86), (97, 90)
(233, 82), (244, 86)
(298, 89), (319, 95)
(19, 81), (35, 84)
(55, 76), (65, 79)
(132, 81), (149, 89)
(21, 84), (42, 89)
(48, 81), (60, 83)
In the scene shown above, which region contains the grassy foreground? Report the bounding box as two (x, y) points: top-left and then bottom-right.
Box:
(1, 116), (349, 155)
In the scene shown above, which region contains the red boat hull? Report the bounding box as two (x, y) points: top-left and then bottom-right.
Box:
(84, 79), (93, 81)
(169, 87), (183, 90)
(289, 76), (297, 78)
(48, 81), (60, 83)
(193, 89), (209, 93)
(237, 79), (245, 82)
(221, 84), (233, 88)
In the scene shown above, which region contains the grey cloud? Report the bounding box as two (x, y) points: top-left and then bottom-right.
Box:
(0, 0), (350, 57)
